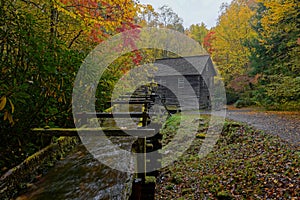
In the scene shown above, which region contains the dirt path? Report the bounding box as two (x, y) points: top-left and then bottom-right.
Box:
(226, 106), (300, 146)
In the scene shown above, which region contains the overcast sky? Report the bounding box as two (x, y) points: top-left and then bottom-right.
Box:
(139, 0), (233, 29)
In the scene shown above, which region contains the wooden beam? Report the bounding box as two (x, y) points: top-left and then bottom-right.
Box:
(76, 112), (148, 119)
(32, 128), (156, 137)
(110, 100), (153, 105)
(119, 94), (158, 99)
(119, 95), (150, 99)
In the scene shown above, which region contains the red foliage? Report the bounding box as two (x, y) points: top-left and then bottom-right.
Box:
(59, 0), (143, 65)
(203, 31), (215, 55)
(228, 74), (261, 92)
(59, 0), (139, 43)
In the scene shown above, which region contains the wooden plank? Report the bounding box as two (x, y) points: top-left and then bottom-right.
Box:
(76, 112), (150, 119)
(119, 94), (158, 99)
(110, 100), (153, 105)
(119, 95), (150, 99)
(32, 128), (156, 137)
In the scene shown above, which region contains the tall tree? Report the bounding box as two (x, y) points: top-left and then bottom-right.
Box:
(246, 0), (300, 110)
(248, 0), (300, 76)
(55, 0), (141, 43)
(211, 0), (256, 84)
(137, 4), (159, 27)
(186, 23), (208, 46)
(0, 0), (145, 170)
(157, 5), (184, 32)
(0, 0), (143, 128)
(136, 4), (185, 59)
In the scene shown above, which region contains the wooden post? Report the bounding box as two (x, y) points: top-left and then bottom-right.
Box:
(137, 137), (146, 182)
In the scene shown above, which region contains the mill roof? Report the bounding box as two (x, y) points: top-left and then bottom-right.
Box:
(154, 55), (216, 76)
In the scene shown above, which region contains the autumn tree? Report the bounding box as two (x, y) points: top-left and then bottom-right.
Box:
(186, 23), (208, 46)
(203, 31), (216, 54)
(158, 5), (184, 32)
(247, 0), (300, 110)
(136, 5), (185, 59)
(0, 0), (143, 170)
(137, 4), (159, 27)
(55, 0), (140, 43)
(137, 5), (184, 32)
(248, 0), (299, 76)
(211, 0), (256, 84)
(0, 0), (142, 126)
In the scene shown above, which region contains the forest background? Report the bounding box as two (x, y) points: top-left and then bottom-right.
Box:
(0, 0), (299, 174)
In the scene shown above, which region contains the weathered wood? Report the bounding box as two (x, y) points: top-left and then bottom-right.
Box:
(76, 112), (151, 119)
(137, 137), (146, 181)
(119, 95), (150, 99)
(32, 128), (156, 137)
(110, 100), (153, 105)
(119, 94), (158, 99)
(154, 56), (216, 110)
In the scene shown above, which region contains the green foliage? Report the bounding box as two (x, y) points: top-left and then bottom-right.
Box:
(248, 1), (300, 77)
(234, 99), (253, 108)
(186, 23), (208, 46)
(254, 76), (300, 110)
(0, 0), (143, 175)
(226, 89), (240, 105)
(0, 0), (86, 132)
(206, 0), (299, 110)
(245, 0), (300, 110)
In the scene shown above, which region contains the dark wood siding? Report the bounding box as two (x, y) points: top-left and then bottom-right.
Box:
(153, 56), (216, 110)
(155, 75), (211, 110)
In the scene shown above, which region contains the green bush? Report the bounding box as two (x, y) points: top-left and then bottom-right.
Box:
(226, 89), (239, 105)
(234, 98), (254, 108)
(253, 76), (300, 111)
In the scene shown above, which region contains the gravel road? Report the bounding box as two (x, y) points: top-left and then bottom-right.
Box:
(226, 107), (300, 146)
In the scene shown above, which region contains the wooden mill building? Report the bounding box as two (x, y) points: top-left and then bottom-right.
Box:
(153, 55), (217, 110)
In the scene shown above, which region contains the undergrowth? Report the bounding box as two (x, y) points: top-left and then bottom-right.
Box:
(156, 113), (300, 199)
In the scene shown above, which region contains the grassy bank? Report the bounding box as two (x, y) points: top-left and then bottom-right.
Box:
(156, 113), (299, 199)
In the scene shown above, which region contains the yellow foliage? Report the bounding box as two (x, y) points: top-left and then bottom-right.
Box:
(7, 112), (14, 125)
(4, 111), (8, 120)
(54, 0), (141, 42)
(8, 99), (14, 113)
(212, 0), (256, 82)
(2, 109), (14, 125)
(0, 96), (7, 110)
(258, 0), (298, 36)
